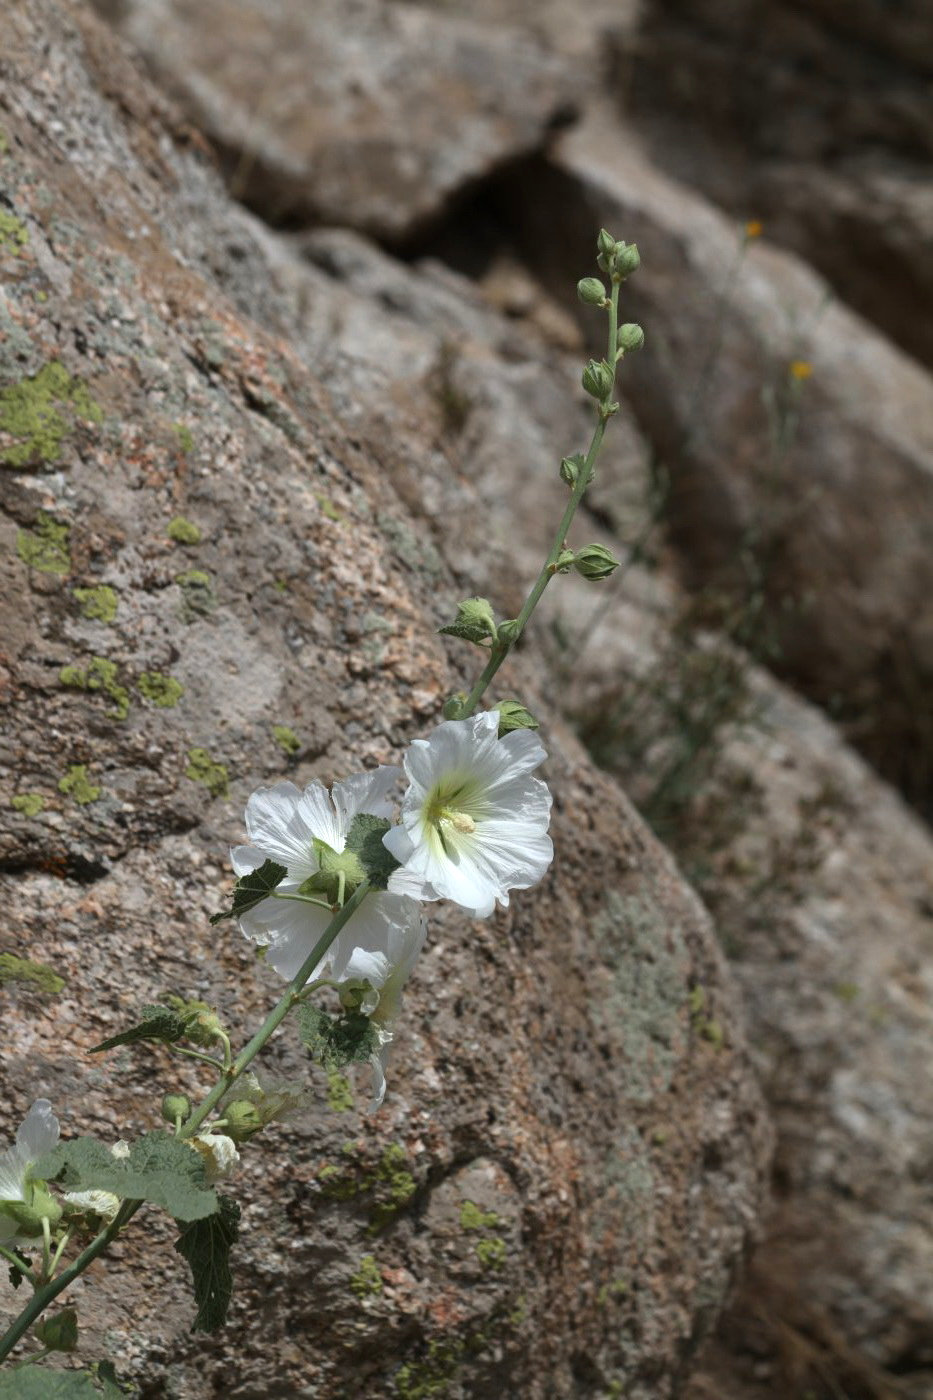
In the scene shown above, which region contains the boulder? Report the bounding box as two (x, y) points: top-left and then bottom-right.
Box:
(620, 0), (933, 369)
(0, 2), (770, 1395)
(492, 108), (933, 815)
(96, 0), (579, 243)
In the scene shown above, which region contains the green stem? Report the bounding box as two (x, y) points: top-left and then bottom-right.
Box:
(0, 882), (372, 1363)
(173, 1046), (225, 1071)
(460, 276), (622, 717)
(178, 879), (371, 1140)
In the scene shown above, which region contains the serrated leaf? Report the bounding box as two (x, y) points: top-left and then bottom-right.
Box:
(174, 1193), (240, 1333)
(343, 812), (400, 891)
(89, 1004), (188, 1053)
(297, 1004), (380, 1070)
(35, 1307), (78, 1352)
(35, 1133), (217, 1222)
(210, 858), (287, 925)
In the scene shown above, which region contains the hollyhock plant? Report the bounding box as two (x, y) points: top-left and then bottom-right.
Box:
(384, 709), (553, 917)
(231, 768), (421, 983)
(0, 1100), (61, 1245)
(337, 910), (427, 1108)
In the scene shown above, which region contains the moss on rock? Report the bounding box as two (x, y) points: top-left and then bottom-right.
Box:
(0, 360), (102, 468)
(16, 512), (71, 575)
(0, 953), (65, 995)
(58, 764), (101, 804)
(74, 584), (118, 623)
(137, 671), (184, 707)
(185, 747), (229, 798)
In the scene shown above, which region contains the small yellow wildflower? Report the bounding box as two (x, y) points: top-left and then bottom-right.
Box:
(744, 219), (764, 240)
(789, 360), (813, 381)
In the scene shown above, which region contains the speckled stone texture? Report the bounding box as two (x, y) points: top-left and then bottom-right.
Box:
(0, 2), (770, 1395)
(97, 0), (579, 242)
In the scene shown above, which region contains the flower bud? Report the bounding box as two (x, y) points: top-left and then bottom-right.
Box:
(559, 453), (584, 487)
(573, 544), (621, 580)
(581, 359), (613, 400)
(494, 700), (539, 735)
(576, 277), (606, 306)
(554, 549), (576, 573)
(615, 243), (640, 277)
(617, 322), (645, 353)
(161, 1093), (191, 1124)
(495, 618), (522, 648)
(596, 228), (617, 270)
(0, 1187), (62, 1237)
(222, 1100), (264, 1144)
(442, 692), (466, 720)
(438, 596), (497, 646)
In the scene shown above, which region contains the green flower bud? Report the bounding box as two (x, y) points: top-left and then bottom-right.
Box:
(573, 543), (621, 580)
(35, 1308), (78, 1353)
(161, 1093), (191, 1124)
(581, 359), (613, 400)
(442, 692), (467, 720)
(615, 243), (641, 277)
(496, 618), (522, 647)
(576, 277), (607, 306)
(554, 549), (576, 573)
(223, 1100), (264, 1144)
(596, 228), (617, 271)
(617, 322), (645, 353)
(0, 1187), (62, 1237)
(494, 700), (539, 735)
(438, 596), (497, 646)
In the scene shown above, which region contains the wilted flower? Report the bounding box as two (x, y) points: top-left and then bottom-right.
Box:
(338, 908), (426, 1110)
(190, 1133), (239, 1183)
(232, 769), (421, 983)
(384, 710), (553, 917)
(0, 1100), (61, 1243)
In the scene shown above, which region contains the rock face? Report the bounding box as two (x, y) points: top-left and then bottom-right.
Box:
(622, 0), (933, 369)
(491, 108), (933, 816)
(569, 601), (933, 1399)
(0, 2), (770, 1395)
(98, 0), (579, 242)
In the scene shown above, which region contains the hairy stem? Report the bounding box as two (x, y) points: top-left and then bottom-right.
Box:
(460, 275), (622, 717)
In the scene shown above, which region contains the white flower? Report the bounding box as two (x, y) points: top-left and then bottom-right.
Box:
(231, 768), (421, 985)
(190, 1132), (239, 1183)
(0, 1100), (60, 1244)
(384, 710), (553, 917)
(338, 907), (426, 1110)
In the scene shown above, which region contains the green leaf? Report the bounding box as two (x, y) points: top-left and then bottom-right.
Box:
(210, 858), (287, 925)
(0, 1369), (99, 1398)
(343, 813), (399, 891)
(438, 596), (497, 646)
(297, 1004), (380, 1071)
(174, 1193), (240, 1333)
(35, 1133), (217, 1222)
(35, 1307), (78, 1353)
(89, 1004), (188, 1053)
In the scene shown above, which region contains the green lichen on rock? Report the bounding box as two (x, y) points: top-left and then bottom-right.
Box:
(272, 724), (300, 755)
(349, 1253), (383, 1300)
(317, 494), (343, 523)
(395, 1338), (465, 1400)
(60, 657), (130, 720)
(16, 512), (71, 575)
(176, 568), (216, 620)
(185, 747), (229, 798)
(172, 423), (195, 454)
(167, 515), (202, 545)
(137, 671), (184, 708)
(688, 984), (725, 1049)
(0, 209), (28, 253)
(0, 953), (65, 996)
(0, 360), (102, 468)
(316, 1142), (417, 1232)
(474, 1236), (506, 1271)
(74, 584), (118, 623)
(10, 793), (44, 817)
(58, 764), (101, 805)
(459, 1201), (499, 1231)
(326, 1068), (354, 1114)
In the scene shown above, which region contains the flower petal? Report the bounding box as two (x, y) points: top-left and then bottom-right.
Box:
(294, 780), (345, 851)
(244, 782), (318, 868)
(332, 766), (401, 830)
(16, 1100), (59, 1161)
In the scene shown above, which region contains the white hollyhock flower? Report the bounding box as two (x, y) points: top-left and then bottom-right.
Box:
(231, 768), (421, 984)
(338, 908), (426, 1110)
(384, 710), (553, 917)
(0, 1100), (60, 1244)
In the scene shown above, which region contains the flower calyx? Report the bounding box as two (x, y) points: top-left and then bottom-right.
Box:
(572, 543), (621, 580)
(493, 699), (539, 736)
(582, 359), (614, 401)
(438, 596), (497, 648)
(576, 276), (607, 306)
(559, 453), (593, 490)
